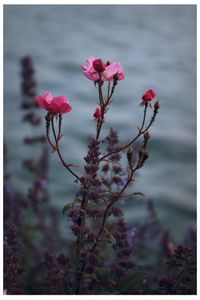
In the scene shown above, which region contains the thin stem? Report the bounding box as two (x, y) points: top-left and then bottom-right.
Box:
(98, 104), (149, 163)
(51, 116), (80, 182)
(95, 80), (105, 140)
(98, 79), (104, 107)
(106, 80), (117, 104)
(106, 81), (111, 102)
(96, 80), (118, 140)
(96, 117), (104, 140)
(73, 195), (88, 294)
(46, 126), (56, 150)
(141, 108), (158, 134)
(57, 114), (62, 140)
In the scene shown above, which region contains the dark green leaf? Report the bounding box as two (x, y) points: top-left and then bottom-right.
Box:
(62, 203), (73, 215)
(130, 192), (145, 197)
(106, 233), (117, 245)
(95, 267), (109, 281)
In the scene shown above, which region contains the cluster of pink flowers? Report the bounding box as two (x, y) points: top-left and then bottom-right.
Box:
(35, 57), (157, 115)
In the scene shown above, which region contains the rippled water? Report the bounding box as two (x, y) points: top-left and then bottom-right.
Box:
(4, 5), (196, 241)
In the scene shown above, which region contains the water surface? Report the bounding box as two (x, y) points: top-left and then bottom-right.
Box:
(4, 5), (196, 241)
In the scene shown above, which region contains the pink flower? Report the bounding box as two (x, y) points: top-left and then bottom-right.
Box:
(93, 107), (102, 119)
(36, 91), (72, 114)
(81, 57), (125, 81)
(103, 62), (125, 81)
(140, 89), (156, 107)
(81, 57), (100, 81)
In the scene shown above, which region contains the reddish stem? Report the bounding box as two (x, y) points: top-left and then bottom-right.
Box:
(98, 104), (149, 163)
(51, 116), (80, 182)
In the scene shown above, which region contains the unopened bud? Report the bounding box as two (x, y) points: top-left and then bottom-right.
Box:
(93, 107), (102, 119)
(154, 100), (160, 110)
(144, 131), (150, 140)
(127, 147), (134, 167)
(143, 150), (149, 161)
(139, 148), (149, 161)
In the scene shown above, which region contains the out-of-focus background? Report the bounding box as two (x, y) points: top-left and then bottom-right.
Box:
(4, 5), (196, 242)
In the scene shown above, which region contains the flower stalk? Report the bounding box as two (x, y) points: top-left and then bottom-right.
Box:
(36, 57), (160, 294)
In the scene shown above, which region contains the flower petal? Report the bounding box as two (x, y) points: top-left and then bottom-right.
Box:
(43, 91), (53, 102)
(103, 62), (125, 81)
(51, 96), (72, 114)
(36, 95), (50, 110)
(83, 70), (99, 81)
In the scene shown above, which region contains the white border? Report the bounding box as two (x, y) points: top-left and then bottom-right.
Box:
(0, 1), (199, 5)
(1, 1), (199, 299)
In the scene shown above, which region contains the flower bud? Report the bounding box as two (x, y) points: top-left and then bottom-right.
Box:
(139, 148), (149, 161)
(142, 89), (156, 102)
(144, 131), (150, 140)
(140, 89), (156, 107)
(154, 100), (160, 110)
(93, 107), (102, 119)
(93, 59), (106, 72)
(127, 147), (134, 167)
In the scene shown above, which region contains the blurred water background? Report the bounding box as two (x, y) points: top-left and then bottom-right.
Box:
(4, 5), (196, 242)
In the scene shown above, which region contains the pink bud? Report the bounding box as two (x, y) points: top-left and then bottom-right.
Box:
(93, 107), (101, 119)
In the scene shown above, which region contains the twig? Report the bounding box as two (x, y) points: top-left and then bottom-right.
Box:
(98, 104), (149, 163)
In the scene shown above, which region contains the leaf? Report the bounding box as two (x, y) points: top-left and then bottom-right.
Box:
(130, 192), (145, 197)
(83, 273), (100, 283)
(95, 267), (109, 281)
(62, 203), (73, 215)
(116, 271), (145, 293)
(109, 234), (117, 245)
(121, 192), (145, 199)
(104, 228), (117, 245)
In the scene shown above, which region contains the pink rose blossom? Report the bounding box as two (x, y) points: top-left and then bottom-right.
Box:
(81, 57), (125, 81)
(36, 91), (72, 114)
(81, 57), (100, 81)
(93, 107), (102, 119)
(103, 62), (125, 81)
